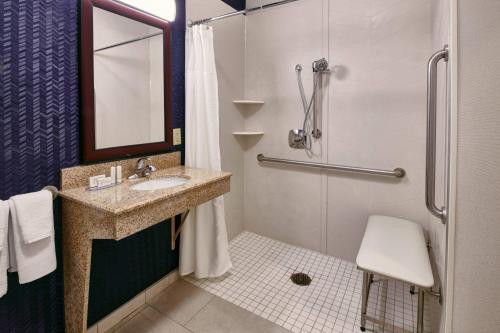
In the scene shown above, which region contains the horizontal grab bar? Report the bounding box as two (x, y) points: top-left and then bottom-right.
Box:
(257, 154), (406, 178)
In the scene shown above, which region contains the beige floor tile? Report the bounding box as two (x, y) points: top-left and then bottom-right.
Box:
(147, 279), (214, 325)
(113, 306), (191, 333)
(98, 292), (146, 333)
(185, 297), (290, 333)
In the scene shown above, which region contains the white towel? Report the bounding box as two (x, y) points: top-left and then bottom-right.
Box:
(8, 199), (56, 284)
(0, 201), (9, 297)
(10, 190), (53, 244)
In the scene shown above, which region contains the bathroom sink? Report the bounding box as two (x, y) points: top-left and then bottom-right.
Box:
(131, 177), (189, 191)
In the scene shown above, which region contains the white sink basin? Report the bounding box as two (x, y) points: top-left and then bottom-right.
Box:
(131, 177), (189, 191)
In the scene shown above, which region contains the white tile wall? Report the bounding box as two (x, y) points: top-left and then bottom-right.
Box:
(186, 232), (432, 333)
(243, 0), (326, 252)
(242, 0), (434, 263)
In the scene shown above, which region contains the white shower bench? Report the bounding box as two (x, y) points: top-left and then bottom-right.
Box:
(356, 215), (434, 333)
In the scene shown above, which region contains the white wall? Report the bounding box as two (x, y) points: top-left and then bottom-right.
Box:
(451, 1), (500, 332)
(244, 0), (326, 251)
(326, 0), (432, 260)
(430, 0), (450, 289)
(149, 36), (165, 143)
(187, 0), (246, 240)
(243, 0), (433, 261)
(429, 0), (451, 331)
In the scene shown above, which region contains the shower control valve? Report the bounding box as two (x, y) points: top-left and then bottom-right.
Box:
(289, 129), (307, 149)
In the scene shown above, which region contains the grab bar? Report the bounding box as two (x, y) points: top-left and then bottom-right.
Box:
(425, 46), (448, 223)
(257, 154), (406, 178)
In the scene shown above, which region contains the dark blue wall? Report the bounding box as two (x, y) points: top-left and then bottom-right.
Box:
(0, 0), (78, 331)
(0, 0), (186, 331)
(222, 0), (246, 10)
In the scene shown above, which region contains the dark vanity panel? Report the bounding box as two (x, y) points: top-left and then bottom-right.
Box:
(88, 218), (180, 326)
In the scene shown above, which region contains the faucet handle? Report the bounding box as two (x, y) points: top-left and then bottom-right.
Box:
(137, 157), (151, 169)
(131, 157), (157, 178)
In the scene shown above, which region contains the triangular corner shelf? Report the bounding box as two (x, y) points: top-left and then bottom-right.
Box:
(233, 100), (265, 105)
(232, 131), (264, 136)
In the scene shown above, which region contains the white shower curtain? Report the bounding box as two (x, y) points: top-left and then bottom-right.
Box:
(179, 25), (232, 278)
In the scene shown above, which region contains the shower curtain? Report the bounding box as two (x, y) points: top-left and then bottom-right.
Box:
(180, 25), (232, 278)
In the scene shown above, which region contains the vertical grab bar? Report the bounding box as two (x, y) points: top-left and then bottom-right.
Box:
(426, 46), (449, 223)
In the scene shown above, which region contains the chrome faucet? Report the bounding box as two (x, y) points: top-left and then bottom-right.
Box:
(128, 157), (157, 179)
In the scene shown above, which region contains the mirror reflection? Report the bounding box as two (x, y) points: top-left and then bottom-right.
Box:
(93, 7), (165, 150)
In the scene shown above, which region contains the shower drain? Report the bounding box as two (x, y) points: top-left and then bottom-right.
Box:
(290, 272), (312, 286)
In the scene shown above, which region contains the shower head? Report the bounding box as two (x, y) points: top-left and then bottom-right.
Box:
(312, 58), (329, 72)
(295, 64), (303, 72)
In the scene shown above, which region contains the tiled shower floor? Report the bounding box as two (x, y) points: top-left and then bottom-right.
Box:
(185, 231), (432, 333)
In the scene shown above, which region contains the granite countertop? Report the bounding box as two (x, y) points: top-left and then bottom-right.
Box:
(59, 166), (231, 215)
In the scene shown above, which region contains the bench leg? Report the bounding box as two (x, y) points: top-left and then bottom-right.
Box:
(360, 272), (370, 331)
(417, 288), (424, 333)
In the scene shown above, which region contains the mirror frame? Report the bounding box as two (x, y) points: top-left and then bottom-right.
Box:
(81, 0), (173, 162)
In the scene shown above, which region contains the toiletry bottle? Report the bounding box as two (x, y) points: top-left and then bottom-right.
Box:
(111, 166), (116, 184)
(117, 165), (123, 184)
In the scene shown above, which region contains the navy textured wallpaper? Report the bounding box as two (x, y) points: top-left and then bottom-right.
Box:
(222, 0), (246, 10)
(0, 0), (79, 331)
(0, 0), (186, 332)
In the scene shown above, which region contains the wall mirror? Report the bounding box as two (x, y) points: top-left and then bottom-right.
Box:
(81, 0), (173, 162)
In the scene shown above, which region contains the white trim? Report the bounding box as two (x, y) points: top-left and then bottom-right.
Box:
(444, 0), (458, 332)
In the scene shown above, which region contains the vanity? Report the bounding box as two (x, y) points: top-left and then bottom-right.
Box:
(60, 152), (231, 333)
(61, 1), (231, 332)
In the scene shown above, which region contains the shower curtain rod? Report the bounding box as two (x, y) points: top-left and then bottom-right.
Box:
(188, 0), (299, 26)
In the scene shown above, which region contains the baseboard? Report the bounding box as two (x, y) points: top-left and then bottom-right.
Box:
(87, 270), (179, 333)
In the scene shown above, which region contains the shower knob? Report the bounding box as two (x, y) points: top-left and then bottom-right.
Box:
(312, 58), (329, 72)
(312, 129), (322, 139)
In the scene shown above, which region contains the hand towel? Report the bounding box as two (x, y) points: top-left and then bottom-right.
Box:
(10, 190), (53, 244)
(0, 201), (9, 297)
(8, 199), (56, 284)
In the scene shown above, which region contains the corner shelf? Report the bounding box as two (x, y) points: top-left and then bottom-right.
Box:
(233, 100), (265, 105)
(232, 131), (264, 136)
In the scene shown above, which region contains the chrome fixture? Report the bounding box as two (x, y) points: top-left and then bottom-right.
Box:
(312, 58), (329, 73)
(94, 32), (163, 53)
(312, 58), (329, 139)
(128, 157), (157, 179)
(257, 154), (406, 178)
(290, 58), (329, 150)
(425, 46), (449, 224)
(288, 128), (308, 149)
(290, 272), (312, 286)
(189, 0), (299, 26)
(43, 186), (59, 200)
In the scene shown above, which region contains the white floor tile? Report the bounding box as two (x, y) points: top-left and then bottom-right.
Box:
(185, 232), (432, 333)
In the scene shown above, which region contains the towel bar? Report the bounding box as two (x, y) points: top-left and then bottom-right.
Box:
(43, 186), (59, 200)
